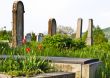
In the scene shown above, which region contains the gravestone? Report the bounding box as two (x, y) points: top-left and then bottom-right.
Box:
(76, 18), (83, 39)
(12, 1), (25, 47)
(86, 19), (93, 46)
(37, 33), (44, 42)
(48, 18), (57, 36)
(25, 33), (31, 42)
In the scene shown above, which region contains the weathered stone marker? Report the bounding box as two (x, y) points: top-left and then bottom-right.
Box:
(25, 33), (31, 42)
(37, 33), (44, 42)
(12, 1), (25, 47)
(76, 18), (83, 39)
(86, 19), (93, 46)
(48, 18), (57, 36)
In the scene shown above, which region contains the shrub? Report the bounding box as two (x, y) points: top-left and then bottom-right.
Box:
(0, 30), (12, 41)
(72, 39), (86, 50)
(42, 34), (86, 50)
(93, 26), (108, 44)
(42, 34), (73, 48)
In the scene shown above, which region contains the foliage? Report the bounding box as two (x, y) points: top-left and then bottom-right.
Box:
(0, 30), (12, 41)
(72, 39), (86, 50)
(42, 34), (72, 48)
(40, 42), (110, 78)
(31, 32), (36, 41)
(0, 42), (12, 55)
(42, 34), (85, 49)
(93, 26), (108, 44)
(71, 33), (76, 38)
(103, 27), (110, 41)
(82, 31), (88, 42)
(0, 32), (110, 77)
(0, 40), (55, 77)
(82, 26), (108, 44)
(0, 55), (53, 77)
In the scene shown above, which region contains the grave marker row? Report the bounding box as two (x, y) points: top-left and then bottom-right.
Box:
(11, 1), (93, 47)
(76, 18), (93, 46)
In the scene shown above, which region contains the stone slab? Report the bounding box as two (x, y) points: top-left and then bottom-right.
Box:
(0, 56), (99, 64)
(42, 56), (99, 64)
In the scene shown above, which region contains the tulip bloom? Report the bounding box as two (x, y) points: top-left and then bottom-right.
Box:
(26, 48), (31, 53)
(38, 44), (42, 50)
(22, 38), (26, 44)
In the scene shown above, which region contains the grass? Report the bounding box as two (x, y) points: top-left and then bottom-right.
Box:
(0, 42), (55, 77)
(0, 41), (110, 78)
(39, 43), (110, 78)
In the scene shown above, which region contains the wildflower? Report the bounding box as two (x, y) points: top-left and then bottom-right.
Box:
(22, 38), (26, 44)
(26, 47), (31, 53)
(38, 44), (42, 50)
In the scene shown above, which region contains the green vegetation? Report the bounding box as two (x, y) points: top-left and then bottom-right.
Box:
(0, 42), (54, 77)
(0, 56), (53, 77)
(82, 26), (108, 44)
(0, 27), (110, 78)
(31, 32), (36, 41)
(103, 27), (110, 41)
(40, 43), (110, 78)
(0, 30), (11, 41)
(93, 26), (108, 44)
(42, 34), (85, 49)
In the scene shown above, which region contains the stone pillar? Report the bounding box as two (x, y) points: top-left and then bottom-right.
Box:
(76, 18), (83, 39)
(12, 1), (25, 47)
(86, 19), (93, 46)
(48, 18), (57, 36)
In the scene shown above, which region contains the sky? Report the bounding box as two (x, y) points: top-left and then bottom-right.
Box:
(0, 0), (110, 35)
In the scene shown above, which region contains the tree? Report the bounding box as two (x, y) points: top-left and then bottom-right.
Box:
(57, 25), (74, 35)
(93, 26), (108, 44)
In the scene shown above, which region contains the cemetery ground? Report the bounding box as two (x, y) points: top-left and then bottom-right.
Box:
(0, 0), (109, 77)
(0, 34), (110, 78)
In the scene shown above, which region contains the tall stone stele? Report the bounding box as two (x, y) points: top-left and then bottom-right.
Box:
(76, 18), (83, 39)
(12, 1), (25, 47)
(86, 19), (93, 46)
(48, 18), (57, 36)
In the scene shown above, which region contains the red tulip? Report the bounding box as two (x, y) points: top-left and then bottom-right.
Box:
(22, 38), (26, 44)
(26, 48), (30, 53)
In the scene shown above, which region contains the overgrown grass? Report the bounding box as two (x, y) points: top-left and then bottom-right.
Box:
(0, 55), (54, 77)
(40, 42), (110, 78)
(0, 41), (110, 78)
(0, 42), (55, 77)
